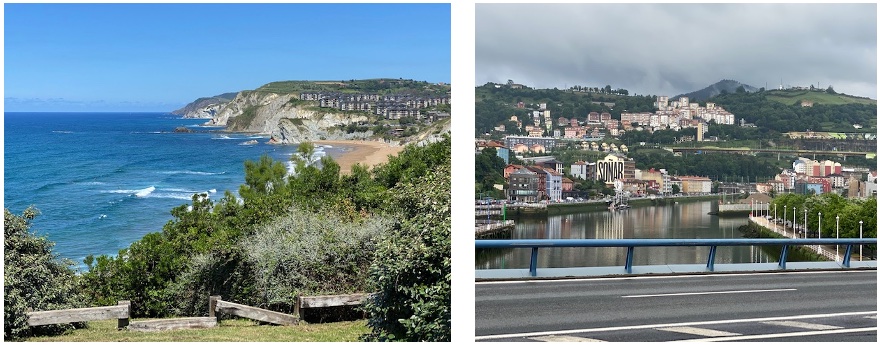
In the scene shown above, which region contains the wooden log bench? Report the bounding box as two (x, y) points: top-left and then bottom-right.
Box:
(210, 296), (299, 326)
(27, 301), (131, 329)
(128, 317), (217, 332)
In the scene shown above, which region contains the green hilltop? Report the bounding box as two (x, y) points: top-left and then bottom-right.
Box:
(253, 78), (450, 95)
(763, 89), (876, 106)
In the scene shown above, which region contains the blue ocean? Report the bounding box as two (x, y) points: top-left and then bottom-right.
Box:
(4, 112), (341, 269)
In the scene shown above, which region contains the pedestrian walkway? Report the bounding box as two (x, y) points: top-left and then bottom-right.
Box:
(750, 216), (865, 261)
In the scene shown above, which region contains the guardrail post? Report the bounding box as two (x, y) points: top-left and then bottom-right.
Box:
(529, 247), (538, 277)
(842, 245), (853, 267)
(706, 246), (717, 271)
(778, 245), (789, 269)
(209, 296), (220, 319)
(117, 300), (130, 329)
(625, 247), (634, 274)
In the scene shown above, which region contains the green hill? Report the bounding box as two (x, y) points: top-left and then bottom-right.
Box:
(764, 89), (876, 106)
(254, 79), (450, 95)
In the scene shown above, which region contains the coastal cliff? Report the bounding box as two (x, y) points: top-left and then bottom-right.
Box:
(179, 79), (451, 145)
(204, 91), (371, 144)
(171, 92), (237, 118)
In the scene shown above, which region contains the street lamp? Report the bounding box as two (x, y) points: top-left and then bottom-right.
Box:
(818, 212), (822, 240)
(774, 204), (778, 232)
(784, 205), (788, 237)
(803, 209), (808, 239)
(836, 215), (840, 261)
(859, 220), (864, 261)
(793, 207), (797, 237)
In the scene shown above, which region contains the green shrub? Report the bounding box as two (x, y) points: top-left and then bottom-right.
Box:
(165, 249), (258, 317)
(227, 105), (260, 130)
(242, 208), (391, 308)
(361, 162), (451, 341)
(4, 207), (87, 340)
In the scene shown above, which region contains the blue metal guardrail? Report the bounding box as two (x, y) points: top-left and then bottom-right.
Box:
(476, 238), (877, 277)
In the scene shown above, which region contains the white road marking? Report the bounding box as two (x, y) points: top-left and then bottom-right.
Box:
(657, 326), (740, 337)
(475, 270), (871, 285)
(474, 311), (876, 341)
(762, 320), (842, 330)
(621, 288), (796, 298)
(672, 327), (877, 342)
(529, 335), (605, 342)
(866, 315), (877, 319)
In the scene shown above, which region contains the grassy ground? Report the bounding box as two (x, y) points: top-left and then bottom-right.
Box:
(765, 90), (876, 106)
(26, 318), (369, 342)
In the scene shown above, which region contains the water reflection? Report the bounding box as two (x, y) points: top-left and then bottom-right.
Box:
(476, 200), (775, 269)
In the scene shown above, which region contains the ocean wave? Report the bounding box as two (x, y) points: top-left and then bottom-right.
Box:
(144, 187), (218, 200)
(106, 186), (155, 197)
(211, 135), (235, 140)
(52, 130), (74, 134)
(135, 186), (156, 197)
(147, 192), (201, 200)
(159, 170), (226, 176)
(35, 181), (69, 192)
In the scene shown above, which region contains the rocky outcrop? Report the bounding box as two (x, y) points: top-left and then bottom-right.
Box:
(205, 91), (372, 144)
(172, 92), (237, 118)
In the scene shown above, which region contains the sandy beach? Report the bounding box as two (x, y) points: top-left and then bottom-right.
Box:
(314, 140), (405, 175)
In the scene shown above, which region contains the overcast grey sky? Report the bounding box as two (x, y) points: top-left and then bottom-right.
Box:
(476, 3), (877, 99)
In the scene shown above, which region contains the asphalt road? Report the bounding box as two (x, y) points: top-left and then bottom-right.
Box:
(476, 270), (877, 342)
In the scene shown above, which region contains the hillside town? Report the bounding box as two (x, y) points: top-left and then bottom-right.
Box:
(300, 91), (450, 122)
(479, 139), (877, 203)
(476, 93), (876, 204)
(490, 95), (735, 142)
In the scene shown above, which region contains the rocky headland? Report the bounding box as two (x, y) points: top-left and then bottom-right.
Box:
(174, 79), (451, 147)
(171, 92), (238, 119)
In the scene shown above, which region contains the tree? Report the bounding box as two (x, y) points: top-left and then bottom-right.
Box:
(291, 141), (316, 169)
(826, 86), (836, 94)
(475, 148), (506, 193)
(672, 184), (681, 194)
(362, 164), (451, 341)
(362, 138), (451, 341)
(5, 207), (86, 339)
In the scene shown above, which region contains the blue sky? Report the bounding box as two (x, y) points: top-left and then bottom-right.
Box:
(4, 3), (451, 112)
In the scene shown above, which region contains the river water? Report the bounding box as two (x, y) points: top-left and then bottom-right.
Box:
(476, 200), (776, 269)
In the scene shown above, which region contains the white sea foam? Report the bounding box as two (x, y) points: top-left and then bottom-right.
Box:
(148, 192), (197, 200)
(102, 186), (156, 197)
(211, 135), (234, 140)
(160, 170), (225, 175)
(208, 189), (217, 194)
(98, 214), (107, 220)
(134, 186), (156, 197)
(52, 130), (74, 134)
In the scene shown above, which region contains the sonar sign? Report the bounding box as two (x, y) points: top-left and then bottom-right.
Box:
(596, 155), (628, 183)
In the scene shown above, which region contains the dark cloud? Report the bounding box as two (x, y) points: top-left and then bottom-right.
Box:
(476, 3), (877, 98)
